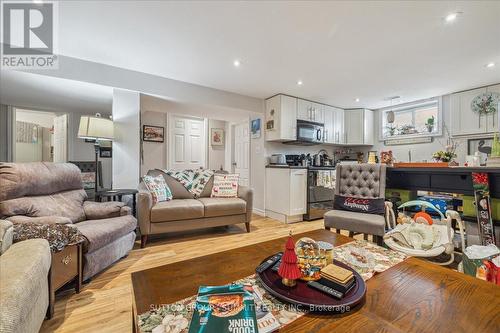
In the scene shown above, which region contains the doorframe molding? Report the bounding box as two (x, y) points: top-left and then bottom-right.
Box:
(167, 113), (208, 170)
(9, 106), (70, 163)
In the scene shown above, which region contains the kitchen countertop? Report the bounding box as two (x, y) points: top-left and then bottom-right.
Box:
(266, 164), (307, 169)
(388, 166), (500, 173)
(266, 165), (336, 170)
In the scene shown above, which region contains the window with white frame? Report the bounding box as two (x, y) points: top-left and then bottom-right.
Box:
(381, 98), (441, 139)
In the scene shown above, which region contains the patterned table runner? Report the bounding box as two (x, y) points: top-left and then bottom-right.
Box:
(138, 239), (407, 333)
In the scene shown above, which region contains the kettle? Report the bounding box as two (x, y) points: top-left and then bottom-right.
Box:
(313, 154), (322, 166)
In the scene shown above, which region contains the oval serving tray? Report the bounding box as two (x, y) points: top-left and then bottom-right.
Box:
(256, 255), (366, 313)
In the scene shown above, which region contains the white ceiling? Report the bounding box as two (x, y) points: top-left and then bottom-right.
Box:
(0, 70), (113, 113)
(55, 1), (500, 109)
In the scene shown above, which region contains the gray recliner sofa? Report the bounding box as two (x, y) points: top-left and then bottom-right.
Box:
(0, 162), (137, 280)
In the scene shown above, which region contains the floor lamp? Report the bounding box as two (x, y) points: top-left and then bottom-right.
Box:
(77, 114), (114, 195)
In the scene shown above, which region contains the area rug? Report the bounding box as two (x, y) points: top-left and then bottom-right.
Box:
(137, 240), (407, 333)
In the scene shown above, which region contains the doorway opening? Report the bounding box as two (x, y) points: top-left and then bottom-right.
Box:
(13, 108), (68, 163)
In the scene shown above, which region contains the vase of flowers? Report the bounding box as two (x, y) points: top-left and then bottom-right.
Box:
(432, 150), (456, 163)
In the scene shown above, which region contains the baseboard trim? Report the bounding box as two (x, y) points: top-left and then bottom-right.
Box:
(252, 208), (265, 216)
(264, 210), (303, 224)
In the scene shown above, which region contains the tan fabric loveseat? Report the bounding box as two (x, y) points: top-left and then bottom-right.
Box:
(0, 220), (51, 333)
(138, 170), (253, 247)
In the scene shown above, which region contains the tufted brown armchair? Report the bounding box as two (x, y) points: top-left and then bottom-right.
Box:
(324, 163), (395, 245)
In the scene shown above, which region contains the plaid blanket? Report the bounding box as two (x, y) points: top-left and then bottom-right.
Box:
(162, 169), (214, 198)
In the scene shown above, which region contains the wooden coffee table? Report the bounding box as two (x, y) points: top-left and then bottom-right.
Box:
(131, 229), (500, 332)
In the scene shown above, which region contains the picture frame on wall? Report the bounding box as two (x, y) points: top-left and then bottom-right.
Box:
(143, 125), (165, 143)
(251, 118), (261, 139)
(211, 128), (224, 146)
(99, 146), (112, 158)
(468, 137), (493, 165)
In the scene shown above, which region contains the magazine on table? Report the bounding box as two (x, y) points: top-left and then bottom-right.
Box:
(245, 284), (281, 333)
(188, 284), (258, 333)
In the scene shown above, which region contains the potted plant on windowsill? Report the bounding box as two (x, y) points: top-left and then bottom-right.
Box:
(426, 116), (435, 133)
(385, 125), (397, 137)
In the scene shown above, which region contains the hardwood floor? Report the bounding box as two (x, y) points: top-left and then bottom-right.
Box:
(41, 215), (345, 333)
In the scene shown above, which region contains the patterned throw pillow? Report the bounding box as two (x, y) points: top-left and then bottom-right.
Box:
(142, 175), (172, 204)
(211, 174), (239, 198)
(81, 172), (96, 189)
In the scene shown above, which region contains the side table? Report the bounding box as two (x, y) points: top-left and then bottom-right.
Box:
(96, 189), (139, 216)
(48, 243), (82, 318)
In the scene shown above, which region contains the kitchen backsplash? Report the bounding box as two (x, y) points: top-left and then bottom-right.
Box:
(265, 141), (372, 162)
(265, 142), (335, 156)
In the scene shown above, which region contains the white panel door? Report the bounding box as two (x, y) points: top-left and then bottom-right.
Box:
(53, 114), (67, 162)
(234, 121), (250, 186)
(169, 116), (206, 170)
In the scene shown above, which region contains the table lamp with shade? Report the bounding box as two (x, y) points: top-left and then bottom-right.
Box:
(77, 113), (114, 193)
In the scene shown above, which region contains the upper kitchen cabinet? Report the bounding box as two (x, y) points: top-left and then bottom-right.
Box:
(451, 84), (500, 136)
(297, 98), (324, 123)
(323, 105), (344, 144)
(265, 94), (297, 141)
(344, 109), (374, 145)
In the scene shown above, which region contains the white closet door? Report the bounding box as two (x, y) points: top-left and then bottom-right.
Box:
(234, 121), (249, 186)
(53, 114), (67, 162)
(169, 116), (206, 170)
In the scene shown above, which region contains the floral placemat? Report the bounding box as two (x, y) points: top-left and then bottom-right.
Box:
(137, 240), (407, 333)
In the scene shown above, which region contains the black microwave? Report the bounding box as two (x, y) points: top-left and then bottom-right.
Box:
(291, 119), (324, 145)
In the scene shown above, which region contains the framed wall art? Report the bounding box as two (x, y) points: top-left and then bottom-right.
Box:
(143, 125), (165, 143)
(211, 128), (224, 146)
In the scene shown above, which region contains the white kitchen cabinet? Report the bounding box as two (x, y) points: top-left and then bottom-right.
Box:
(265, 94), (297, 141)
(311, 102), (324, 123)
(323, 106), (335, 143)
(451, 84), (500, 136)
(297, 99), (311, 121)
(334, 107), (345, 144)
(344, 109), (373, 145)
(324, 105), (344, 144)
(265, 167), (307, 223)
(297, 99), (324, 123)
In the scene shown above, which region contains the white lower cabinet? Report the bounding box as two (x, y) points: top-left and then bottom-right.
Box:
(265, 168), (307, 223)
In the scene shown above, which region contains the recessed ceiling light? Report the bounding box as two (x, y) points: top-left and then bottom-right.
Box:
(445, 12), (459, 22)
(486, 62), (496, 68)
(233, 59), (241, 67)
(297, 80), (303, 86)
(355, 98), (360, 102)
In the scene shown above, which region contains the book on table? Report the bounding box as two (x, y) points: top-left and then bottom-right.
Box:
(188, 284), (261, 333)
